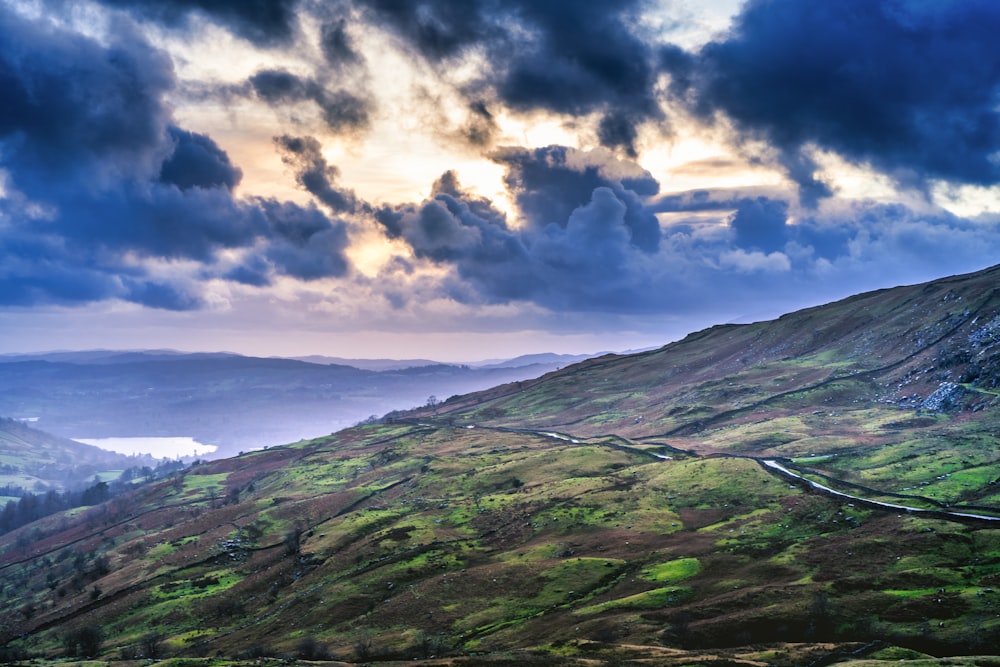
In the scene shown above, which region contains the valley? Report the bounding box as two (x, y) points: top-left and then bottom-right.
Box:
(2, 264), (1000, 665)
(0, 353), (592, 458)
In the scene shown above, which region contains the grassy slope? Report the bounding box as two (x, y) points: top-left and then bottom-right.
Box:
(419, 264), (1000, 506)
(0, 418), (142, 491)
(3, 265), (1000, 665)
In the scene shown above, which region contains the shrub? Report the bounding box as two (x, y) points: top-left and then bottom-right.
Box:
(295, 637), (330, 660)
(64, 624), (103, 658)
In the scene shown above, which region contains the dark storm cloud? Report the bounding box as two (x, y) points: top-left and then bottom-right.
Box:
(463, 100), (498, 147)
(371, 143), (1000, 316)
(10, 0), (1000, 327)
(355, 0), (662, 155)
(225, 259), (273, 288)
(665, 0), (1000, 195)
(492, 146), (661, 252)
(320, 17), (363, 68)
(719, 196), (994, 279)
(249, 69), (311, 103)
(374, 174), (538, 303)
(159, 127), (243, 191)
(729, 197), (789, 254)
(652, 191), (858, 264)
(495, 0), (661, 153)
(597, 111), (641, 160)
(373, 148), (672, 311)
(526, 187), (648, 309)
(0, 10), (172, 182)
(274, 135), (360, 213)
(258, 200), (351, 280)
(0, 257), (122, 308)
(376, 171), (521, 263)
(355, 0), (492, 61)
(0, 7), (352, 309)
(123, 279), (203, 311)
(98, 0), (300, 46)
(249, 68), (372, 134)
(317, 90), (371, 134)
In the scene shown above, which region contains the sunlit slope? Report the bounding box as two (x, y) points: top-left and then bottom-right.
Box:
(3, 422), (999, 663)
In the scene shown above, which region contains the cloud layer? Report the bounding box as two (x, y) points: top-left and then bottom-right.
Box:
(665, 0), (1000, 199)
(3, 0), (1000, 350)
(102, 0), (300, 45)
(0, 5), (350, 309)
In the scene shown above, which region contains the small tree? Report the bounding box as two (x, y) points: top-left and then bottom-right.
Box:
(412, 630), (451, 659)
(65, 625), (103, 658)
(805, 591), (833, 639)
(283, 527), (303, 556)
(295, 637), (330, 660)
(141, 631), (164, 659)
(354, 634), (373, 661)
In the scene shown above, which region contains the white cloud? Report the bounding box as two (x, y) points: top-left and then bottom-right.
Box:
(719, 248), (791, 273)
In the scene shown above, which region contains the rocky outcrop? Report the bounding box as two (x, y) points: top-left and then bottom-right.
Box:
(921, 382), (966, 412)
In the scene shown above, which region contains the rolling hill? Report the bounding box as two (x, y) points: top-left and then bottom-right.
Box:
(0, 418), (153, 496)
(2, 265), (1000, 665)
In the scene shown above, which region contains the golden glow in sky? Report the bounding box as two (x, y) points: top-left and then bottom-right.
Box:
(3, 0), (1000, 360)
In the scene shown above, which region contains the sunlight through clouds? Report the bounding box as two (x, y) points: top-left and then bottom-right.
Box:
(3, 0), (1000, 359)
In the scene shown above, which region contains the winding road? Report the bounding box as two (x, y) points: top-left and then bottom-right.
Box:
(759, 459), (1000, 525)
(444, 420), (1000, 528)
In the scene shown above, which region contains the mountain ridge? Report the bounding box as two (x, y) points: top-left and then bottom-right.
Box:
(407, 263), (1000, 444)
(3, 264), (1000, 664)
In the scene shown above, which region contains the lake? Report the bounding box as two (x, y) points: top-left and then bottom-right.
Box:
(74, 436), (218, 459)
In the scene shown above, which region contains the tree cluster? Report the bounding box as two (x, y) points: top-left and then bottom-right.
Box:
(0, 460), (185, 536)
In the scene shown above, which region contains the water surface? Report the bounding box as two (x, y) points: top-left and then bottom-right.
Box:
(75, 436), (217, 458)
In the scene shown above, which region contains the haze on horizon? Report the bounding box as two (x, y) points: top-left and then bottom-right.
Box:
(3, 0), (1000, 361)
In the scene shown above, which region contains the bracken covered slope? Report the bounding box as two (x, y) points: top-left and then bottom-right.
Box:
(2, 265), (1000, 666)
(420, 263), (1000, 439)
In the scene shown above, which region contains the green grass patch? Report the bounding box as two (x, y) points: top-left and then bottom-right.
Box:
(376, 548), (465, 578)
(792, 455), (834, 463)
(575, 586), (691, 615)
(640, 557), (700, 583)
(536, 557), (622, 606)
(884, 588), (943, 598)
(180, 472), (228, 499)
(152, 570), (241, 601)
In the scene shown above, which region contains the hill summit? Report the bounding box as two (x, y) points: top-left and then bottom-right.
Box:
(3, 265), (1000, 665)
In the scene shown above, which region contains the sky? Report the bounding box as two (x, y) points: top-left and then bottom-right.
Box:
(2, 0), (1000, 362)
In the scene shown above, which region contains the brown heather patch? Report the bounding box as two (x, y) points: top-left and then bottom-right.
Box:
(676, 508), (728, 530)
(7, 268), (1000, 661)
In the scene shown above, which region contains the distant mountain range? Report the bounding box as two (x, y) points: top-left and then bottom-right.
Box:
(289, 352), (599, 371)
(0, 350), (599, 458)
(0, 349), (238, 364)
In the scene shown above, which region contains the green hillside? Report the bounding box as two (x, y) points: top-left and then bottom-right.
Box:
(3, 265), (1000, 665)
(0, 418), (149, 495)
